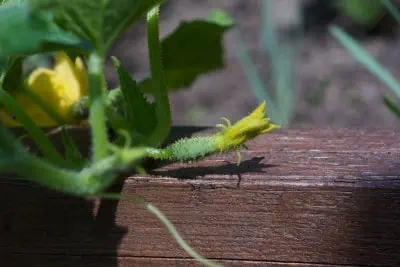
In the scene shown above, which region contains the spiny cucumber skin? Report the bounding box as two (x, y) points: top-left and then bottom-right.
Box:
(146, 136), (217, 161)
(167, 136), (216, 161)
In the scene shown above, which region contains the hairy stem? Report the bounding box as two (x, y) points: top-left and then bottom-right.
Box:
(18, 155), (88, 196)
(87, 51), (109, 162)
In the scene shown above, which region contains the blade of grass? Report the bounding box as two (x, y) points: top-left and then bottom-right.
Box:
(383, 94), (400, 119)
(330, 25), (400, 99)
(235, 33), (279, 121)
(260, 0), (279, 60)
(0, 88), (66, 166)
(382, 0), (400, 24)
(274, 54), (293, 126)
(255, 0), (297, 126)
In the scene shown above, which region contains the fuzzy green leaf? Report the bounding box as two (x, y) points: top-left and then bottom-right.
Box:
(112, 57), (157, 137)
(139, 18), (234, 93)
(30, 0), (104, 47)
(31, 0), (163, 49)
(103, 0), (163, 48)
(0, 4), (87, 57)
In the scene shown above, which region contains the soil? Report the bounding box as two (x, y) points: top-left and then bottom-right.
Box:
(106, 0), (400, 129)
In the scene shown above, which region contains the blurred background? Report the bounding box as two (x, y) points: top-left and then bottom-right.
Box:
(105, 0), (400, 129)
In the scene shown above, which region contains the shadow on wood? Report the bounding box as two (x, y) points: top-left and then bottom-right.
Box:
(1, 128), (400, 266)
(0, 183), (125, 267)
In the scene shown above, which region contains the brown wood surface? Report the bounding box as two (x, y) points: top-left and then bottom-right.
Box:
(1, 128), (400, 266)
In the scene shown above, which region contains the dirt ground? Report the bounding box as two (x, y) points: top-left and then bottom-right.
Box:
(107, 0), (400, 129)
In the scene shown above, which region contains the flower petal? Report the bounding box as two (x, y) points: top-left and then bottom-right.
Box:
(54, 52), (85, 105)
(213, 101), (279, 151)
(74, 57), (88, 96)
(28, 68), (63, 108)
(1, 52), (89, 128)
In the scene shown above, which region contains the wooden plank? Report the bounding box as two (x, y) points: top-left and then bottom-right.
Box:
(2, 254), (359, 267)
(1, 129), (400, 266)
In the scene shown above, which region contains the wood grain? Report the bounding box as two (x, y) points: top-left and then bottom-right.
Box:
(1, 128), (400, 266)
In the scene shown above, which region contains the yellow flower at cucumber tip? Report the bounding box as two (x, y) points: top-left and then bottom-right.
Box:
(0, 52), (88, 127)
(214, 101), (279, 165)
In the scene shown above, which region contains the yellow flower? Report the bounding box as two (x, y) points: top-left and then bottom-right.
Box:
(214, 101), (279, 151)
(0, 52), (88, 127)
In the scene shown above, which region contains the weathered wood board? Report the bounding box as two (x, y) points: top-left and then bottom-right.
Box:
(1, 129), (400, 266)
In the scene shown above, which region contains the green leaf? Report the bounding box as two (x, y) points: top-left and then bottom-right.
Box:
(0, 57), (7, 78)
(2, 57), (23, 93)
(330, 25), (400, 99)
(0, 4), (88, 57)
(104, 0), (163, 49)
(61, 126), (86, 169)
(208, 8), (235, 27)
(383, 94), (400, 119)
(139, 18), (234, 93)
(32, 0), (105, 47)
(0, 124), (26, 170)
(112, 57), (157, 137)
(335, 0), (385, 26)
(32, 0), (163, 49)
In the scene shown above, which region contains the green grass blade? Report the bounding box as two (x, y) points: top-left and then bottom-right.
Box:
(330, 25), (400, 99)
(382, 0), (400, 24)
(235, 34), (279, 122)
(383, 94), (400, 119)
(259, 0), (279, 61)
(274, 54), (293, 126)
(0, 88), (66, 166)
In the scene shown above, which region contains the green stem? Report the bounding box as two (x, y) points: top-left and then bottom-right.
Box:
(382, 0), (400, 24)
(18, 155), (88, 196)
(87, 51), (109, 162)
(98, 193), (223, 267)
(145, 203), (223, 267)
(146, 5), (171, 147)
(0, 89), (66, 167)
